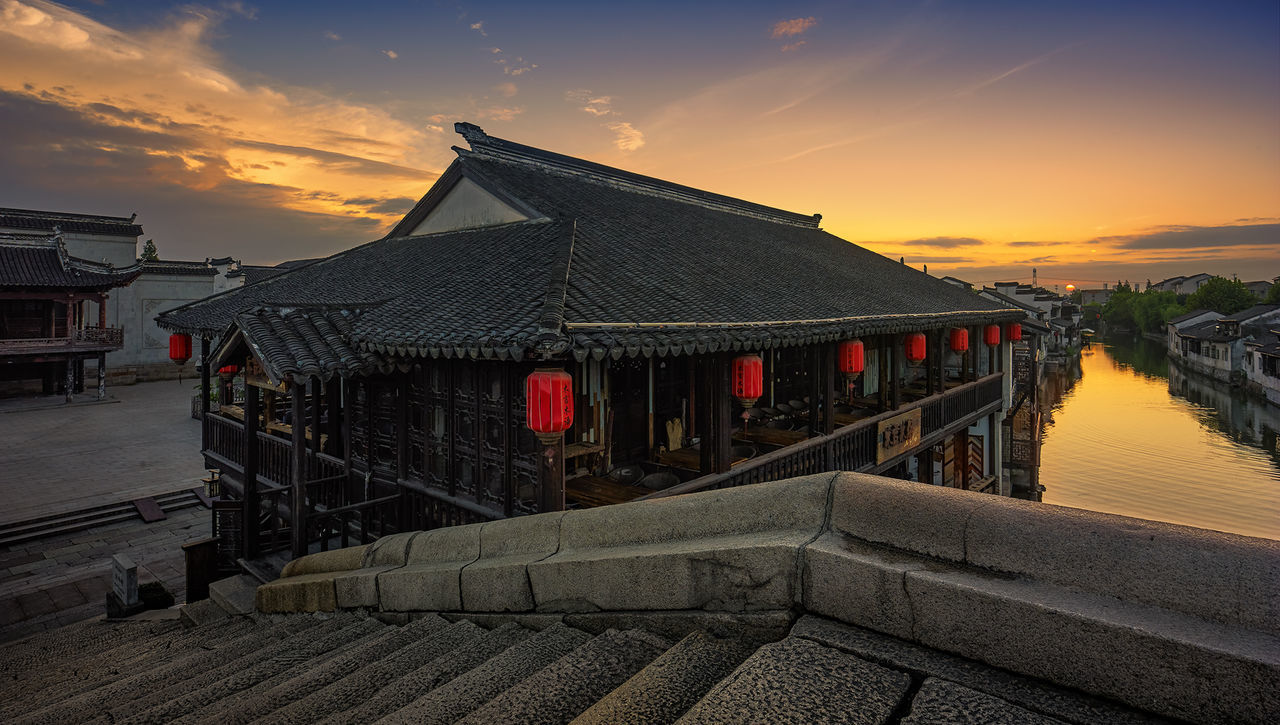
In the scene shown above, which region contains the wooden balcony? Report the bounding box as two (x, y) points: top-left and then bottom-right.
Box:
(639, 373), (1005, 500)
(0, 327), (125, 355)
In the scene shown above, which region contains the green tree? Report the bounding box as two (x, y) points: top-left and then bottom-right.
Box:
(1266, 281), (1280, 304)
(1184, 277), (1255, 315)
(140, 239), (159, 262)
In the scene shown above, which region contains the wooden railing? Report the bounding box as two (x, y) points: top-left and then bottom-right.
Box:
(643, 373), (1005, 500)
(0, 327), (124, 353)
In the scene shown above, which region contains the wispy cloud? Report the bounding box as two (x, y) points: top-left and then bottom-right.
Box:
(221, 1), (256, 20)
(0, 0), (435, 239)
(607, 121), (645, 151)
(382, 49), (398, 60)
(323, 30), (340, 41)
(493, 81), (517, 98)
(469, 20), (486, 37)
(899, 236), (985, 248)
(1095, 222), (1280, 250)
(772, 17), (816, 38)
(781, 40), (807, 52)
(565, 89), (614, 116)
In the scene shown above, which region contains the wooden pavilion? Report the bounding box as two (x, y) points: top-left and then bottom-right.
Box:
(158, 123), (1023, 562)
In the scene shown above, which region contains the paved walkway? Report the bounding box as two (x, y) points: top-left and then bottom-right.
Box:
(0, 380), (210, 642)
(0, 379), (206, 525)
(0, 506), (203, 642)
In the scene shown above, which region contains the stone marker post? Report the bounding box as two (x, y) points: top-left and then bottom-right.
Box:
(106, 553), (144, 618)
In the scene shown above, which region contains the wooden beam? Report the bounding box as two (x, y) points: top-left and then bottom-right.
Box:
(890, 336), (901, 411)
(290, 381), (308, 559)
(311, 377), (323, 460)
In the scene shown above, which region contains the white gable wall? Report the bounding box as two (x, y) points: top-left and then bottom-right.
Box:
(408, 177), (528, 236)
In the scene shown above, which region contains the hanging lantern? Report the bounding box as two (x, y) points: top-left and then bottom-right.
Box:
(984, 324), (1001, 347)
(837, 339), (865, 375)
(168, 333), (192, 365)
(526, 368), (574, 444)
(731, 354), (763, 408)
(904, 333), (927, 364)
(218, 364), (239, 379)
(1007, 322), (1023, 341)
(949, 328), (969, 353)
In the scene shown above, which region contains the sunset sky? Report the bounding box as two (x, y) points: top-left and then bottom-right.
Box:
(1, 0), (1276, 289)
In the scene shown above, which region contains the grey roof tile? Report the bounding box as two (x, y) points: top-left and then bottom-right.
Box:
(0, 234), (143, 290)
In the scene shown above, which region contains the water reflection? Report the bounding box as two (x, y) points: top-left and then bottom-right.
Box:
(1038, 335), (1279, 540)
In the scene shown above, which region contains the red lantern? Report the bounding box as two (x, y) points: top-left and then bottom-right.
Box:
(949, 328), (969, 353)
(984, 324), (1001, 347)
(904, 333), (926, 364)
(169, 333), (191, 365)
(731, 354), (763, 408)
(526, 368), (574, 444)
(1007, 323), (1023, 341)
(837, 340), (864, 375)
(218, 365), (238, 379)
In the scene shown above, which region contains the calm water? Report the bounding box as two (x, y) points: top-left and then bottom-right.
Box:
(1039, 336), (1280, 540)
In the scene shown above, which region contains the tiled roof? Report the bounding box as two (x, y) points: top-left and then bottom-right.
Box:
(0, 234), (143, 291)
(142, 260), (217, 276)
(1169, 308), (1213, 325)
(1220, 304), (1279, 323)
(159, 124), (1022, 364)
(232, 306), (386, 383)
(0, 207), (143, 237)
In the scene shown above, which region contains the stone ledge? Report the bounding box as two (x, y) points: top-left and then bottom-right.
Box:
(258, 470), (1279, 723)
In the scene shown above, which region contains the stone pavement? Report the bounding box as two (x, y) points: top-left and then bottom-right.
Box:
(0, 505), (205, 643)
(0, 378), (206, 525)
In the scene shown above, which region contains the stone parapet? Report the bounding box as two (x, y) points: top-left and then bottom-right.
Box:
(256, 472), (1280, 723)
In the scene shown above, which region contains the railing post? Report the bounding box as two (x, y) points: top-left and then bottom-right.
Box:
(200, 337), (210, 451)
(242, 384), (260, 558)
(291, 379), (308, 559)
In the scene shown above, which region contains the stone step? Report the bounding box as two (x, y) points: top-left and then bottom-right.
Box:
(0, 617), (178, 679)
(676, 636), (913, 724)
(319, 619), (522, 725)
(115, 616), (384, 725)
(209, 574), (259, 616)
(0, 488), (204, 546)
(368, 622), (591, 725)
(571, 631), (756, 724)
(453, 628), (673, 725)
(16, 617), (311, 725)
(902, 679), (1069, 725)
(256, 614), (467, 725)
(100, 614), (348, 722)
(179, 597), (232, 627)
(0, 615), (254, 715)
(213, 614), (454, 725)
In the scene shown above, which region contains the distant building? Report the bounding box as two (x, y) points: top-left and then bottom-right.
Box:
(0, 208), (248, 383)
(1170, 304), (1280, 385)
(939, 275), (973, 290)
(1152, 273), (1212, 295)
(0, 233), (141, 398)
(1242, 328), (1280, 405)
(1165, 308), (1218, 358)
(1079, 288), (1112, 305)
(1244, 280), (1273, 299)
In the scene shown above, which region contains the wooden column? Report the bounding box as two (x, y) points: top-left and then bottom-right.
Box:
(395, 376), (408, 481)
(326, 380), (342, 458)
(877, 337), (888, 412)
(698, 355), (732, 475)
(310, 378), (323, 460)
(290, 381), (308, 559)
(822, 344), (835, 436)
(539, 436), (566, 513)
(926, 332), (937, 396)
(807, 347), (820, 439)
(64, 356), (74, 403)
(200, 337), (211, 449)
(242, 385), (260, 558)
(98, 294), (107, 329)
(916, 448), (934, 484)
(714, 355), (732, 474)
(890, 336), (901, 410)
(341, 378), (354, 499)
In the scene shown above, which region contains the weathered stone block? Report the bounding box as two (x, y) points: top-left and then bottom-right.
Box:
(255, 571), (339, 613)
(902, 678), (1066, 725)
(963, 502), (1280, 635)
(362, 531), (420, 568)
(557, 473), (833, 551)
(802, 532), (937, 640)
(334, 566), (395, 609)
(279, 544), (369, 579)
(378, 525), (483, 612)
(904, 566), (1280, 724)
(829, 472), (996, 562)
(530, 532), (808, 613)
(461, 512), (564, 612)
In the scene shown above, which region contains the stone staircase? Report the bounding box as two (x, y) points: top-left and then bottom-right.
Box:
(0, 608), (1160, 724)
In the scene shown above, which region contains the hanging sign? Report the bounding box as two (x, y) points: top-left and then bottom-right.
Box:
(876, 408), (921, 464)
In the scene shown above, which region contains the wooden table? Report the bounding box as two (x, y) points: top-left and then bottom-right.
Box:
(657, 446), (751, 471)
(566, 475), (648, 508)
(736, 427), (808, 447)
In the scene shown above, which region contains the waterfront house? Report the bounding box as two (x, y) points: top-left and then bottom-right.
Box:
(1165, 308), (1218, 357)
(0, 232), (141, 398)
(157, 122), (1023, 561)
(1171, 304), (1280, 385)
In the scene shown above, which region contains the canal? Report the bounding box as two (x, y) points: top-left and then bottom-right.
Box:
(1038, 335), (1280, 540)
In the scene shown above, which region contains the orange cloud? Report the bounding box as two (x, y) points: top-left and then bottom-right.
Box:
(772, 17), (816, 38)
